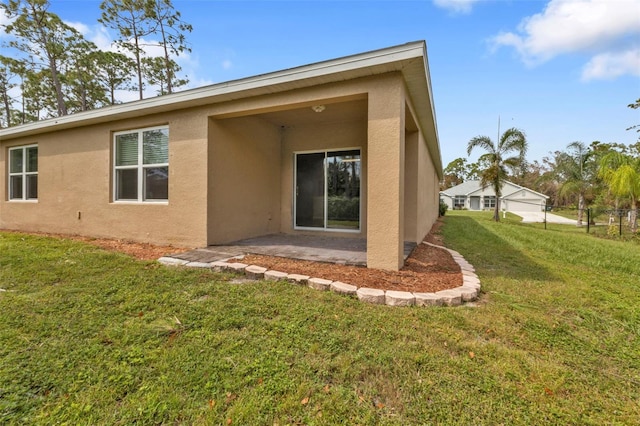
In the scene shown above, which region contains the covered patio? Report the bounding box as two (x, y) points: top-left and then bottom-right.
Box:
(168, 233), (417, 266)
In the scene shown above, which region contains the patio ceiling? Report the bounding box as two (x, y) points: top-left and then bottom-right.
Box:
(255, 98), (367, 128)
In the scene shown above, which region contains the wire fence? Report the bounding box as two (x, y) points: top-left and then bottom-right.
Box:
(551, 207), (638, 238)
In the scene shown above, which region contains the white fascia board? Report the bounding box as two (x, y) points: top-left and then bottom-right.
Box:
(420, 43), (442, 177)
(0, 41), (426, 140)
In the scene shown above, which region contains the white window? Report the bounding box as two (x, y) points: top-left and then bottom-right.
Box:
(8, 145), (38, 201)
(484, 196), (496, 208)
(454, 196), (465, 208)
(113, 126), (168, 202)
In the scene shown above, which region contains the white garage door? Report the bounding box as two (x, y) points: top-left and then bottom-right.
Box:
(506, 199), (543, 212)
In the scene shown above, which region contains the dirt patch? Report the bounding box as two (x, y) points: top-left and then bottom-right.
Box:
(75, 237), (183, 260)
(424, 217), (446, 245)
(1, 229), (183, 260)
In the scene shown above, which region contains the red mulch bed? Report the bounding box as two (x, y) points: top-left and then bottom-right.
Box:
(242, 219), (461, 293)
(3, 218), (462, 293)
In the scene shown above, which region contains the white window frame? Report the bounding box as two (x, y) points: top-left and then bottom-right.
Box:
(454, 196), (465, 208)
(113, 125), (169, 204)
(484, 196), (496, 209)
(8, 144), (38, 202)
(293, 147), (362, 233)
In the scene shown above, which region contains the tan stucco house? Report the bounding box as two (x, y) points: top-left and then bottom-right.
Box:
(0, 41), (442, 271)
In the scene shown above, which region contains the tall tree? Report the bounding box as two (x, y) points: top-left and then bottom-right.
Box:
(99, 0), (156, 100)
(0, 55), (22, 127)
(553, 141), (597, 226)
(142, 55), (187, 96)
(599, 151), (640, 233)
(63, 40), (110, 113)
(467, 127), (528, 221)
(147, 0), (191, 94)
(466, 155), (492, 181)
(441, 157), (469, 190)
(21, 67), (57, 120)
(94, 51), (136, 105)
(1, 0), (85, 116)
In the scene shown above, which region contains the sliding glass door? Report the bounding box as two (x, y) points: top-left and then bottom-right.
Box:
(295, 149), (361, 231)
(295, 152), (325, 228)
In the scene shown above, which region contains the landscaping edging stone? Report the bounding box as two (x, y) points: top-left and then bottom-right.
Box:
(245, 265), (267, 280)
(308, 277), (332, 291)
(158, 242), (481, 308)
(356, 287), (386, 304)
(331, 281), (358, 295)
(264, 270), (288, 281)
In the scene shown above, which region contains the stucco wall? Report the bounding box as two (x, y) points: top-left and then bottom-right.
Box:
(207, 116), (282, 244)
(417, 129), (440, 240)
(0, 109), (209, 247)
(404, 129), (419, 242)
(1, 72), (442, 270)
(366, 74), (406, 270)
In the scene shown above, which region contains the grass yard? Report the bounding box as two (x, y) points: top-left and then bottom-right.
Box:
(1, 212), (638, 425)
(549, 207), (639, 239)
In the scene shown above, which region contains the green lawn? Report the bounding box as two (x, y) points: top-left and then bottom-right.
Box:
(1, 212), (638, 425)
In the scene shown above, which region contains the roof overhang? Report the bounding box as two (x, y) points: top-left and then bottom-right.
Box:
(502, 189), (550, 200)
(0, 41), (442, 176)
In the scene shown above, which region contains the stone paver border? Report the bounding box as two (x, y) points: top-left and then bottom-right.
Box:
(157, 241), (480, 307)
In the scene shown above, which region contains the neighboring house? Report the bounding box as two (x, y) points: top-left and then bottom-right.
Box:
(0, 41), (442, 271)
(440, 180), (548, 212)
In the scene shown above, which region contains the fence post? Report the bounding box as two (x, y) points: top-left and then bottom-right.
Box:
(587, 208), (590, 234)
(619, 213), (623, 236)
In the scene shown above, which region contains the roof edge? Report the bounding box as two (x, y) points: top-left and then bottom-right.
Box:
(443, 180), (549, 199)
(1, 41), (426, 140)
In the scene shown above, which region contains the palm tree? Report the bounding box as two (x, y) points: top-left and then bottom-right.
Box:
(554, 142), (595, 226)
(599, 151), (640, 233)
(467, 127), (528, 221)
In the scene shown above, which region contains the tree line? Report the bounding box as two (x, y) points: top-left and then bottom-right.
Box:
(0, 0), (192, 127)
(443, 99), (640, 232)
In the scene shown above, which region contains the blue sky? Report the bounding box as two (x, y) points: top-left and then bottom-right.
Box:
(5, 0), (640, 166)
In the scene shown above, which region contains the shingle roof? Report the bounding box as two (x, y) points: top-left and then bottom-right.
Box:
(440, 180), (484, 196)
(440, 180), (548, 199)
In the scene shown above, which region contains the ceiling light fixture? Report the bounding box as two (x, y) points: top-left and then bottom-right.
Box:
(311, 105), (325, 113)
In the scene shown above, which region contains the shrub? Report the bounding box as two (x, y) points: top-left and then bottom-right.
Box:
(327, 196), (359, 221)
(439, 200), (448, 216)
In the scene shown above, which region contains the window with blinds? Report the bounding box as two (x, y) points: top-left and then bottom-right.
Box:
(113, 126), (169, 202)
(8, 145), (38, 201)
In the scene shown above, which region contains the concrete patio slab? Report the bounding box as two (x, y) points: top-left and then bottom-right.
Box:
(167, 233), (416, 266)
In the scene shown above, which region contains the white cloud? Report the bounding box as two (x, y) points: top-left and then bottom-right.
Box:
(582, 47), (640, 80)
(433, 0), (482, 14)
(0, 9), (16, 39)
(184, 76), (214, 90)
(90, 26), (115, 52)
(65, 20), (90, 35)
(491, 0), (640, 79)
(222, 59), (233, 70)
